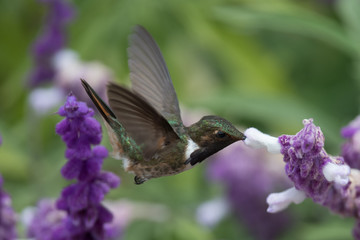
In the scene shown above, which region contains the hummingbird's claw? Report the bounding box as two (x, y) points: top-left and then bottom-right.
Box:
(134, 176), (146, 185)
(184, 158), (191, 165)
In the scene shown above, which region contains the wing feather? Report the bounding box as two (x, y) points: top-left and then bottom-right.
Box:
(107, 82), (179, 159)
(128, 25), (183, 132)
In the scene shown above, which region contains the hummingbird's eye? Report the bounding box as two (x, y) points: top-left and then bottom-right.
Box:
(216, 130), (226, 138)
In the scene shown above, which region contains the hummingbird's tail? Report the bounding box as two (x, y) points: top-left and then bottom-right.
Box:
(81, 79), (117, 125)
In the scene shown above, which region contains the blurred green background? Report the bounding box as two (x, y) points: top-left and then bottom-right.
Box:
(0, 0), (359, 239)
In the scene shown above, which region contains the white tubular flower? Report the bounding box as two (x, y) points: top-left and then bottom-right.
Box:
(244, 127), (281, 153)
(266, 187), (306, 213)
(323, 162), (350, 186)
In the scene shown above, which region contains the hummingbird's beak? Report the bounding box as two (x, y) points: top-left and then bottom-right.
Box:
(236, 129), (246, 141)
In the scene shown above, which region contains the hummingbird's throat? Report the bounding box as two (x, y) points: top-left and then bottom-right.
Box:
(185, 138), (200, 160)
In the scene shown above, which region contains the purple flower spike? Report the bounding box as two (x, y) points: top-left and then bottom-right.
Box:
(0, 175), (17, 240)
(56, 94), (103, 181)
(55, 94), (120, 239)
(244, 119), (360, 239)
(28, 0), (74, 87)
(244, 119), (350, 214)
(278, 119), (349, 203)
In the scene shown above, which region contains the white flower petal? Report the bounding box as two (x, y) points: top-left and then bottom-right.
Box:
(20, 206), (36, 228)
(196, 197), (229, 228)
(323, 162), (350, 186)
(244, 127), (281, 153)
(266, 187), (306, 213)
(29, 87), (65, 115)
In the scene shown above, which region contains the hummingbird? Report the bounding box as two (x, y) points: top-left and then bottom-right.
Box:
(81, 25), (246, 184)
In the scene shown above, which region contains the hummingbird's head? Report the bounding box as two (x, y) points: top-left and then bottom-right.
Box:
(188, 115), (246, 148)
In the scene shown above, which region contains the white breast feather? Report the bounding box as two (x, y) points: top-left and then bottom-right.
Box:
(185, 138), (200, 160)
(121, 157), (131, 171)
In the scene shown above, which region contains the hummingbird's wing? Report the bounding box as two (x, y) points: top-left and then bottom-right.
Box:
(107, 82), (180, 159)
(81, 79), (143, 163)
(128, 25), (184, 136)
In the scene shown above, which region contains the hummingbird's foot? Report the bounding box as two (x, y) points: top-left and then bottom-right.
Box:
(134, 176), (147, 185)
(184, 157), (202, 166)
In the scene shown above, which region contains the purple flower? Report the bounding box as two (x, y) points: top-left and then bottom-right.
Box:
(25, 199), (66, 240)
(241, 118), (360, 240)
(244, 119), (360, 238)
(207, 142), (292, 240)
(55, 94), (120, 239)
(341, 116), (360, 169)
(276, 119), (351, 205)
(0, 175), (17, 240)
(278, 119), (339, 203)
(55, 94), (102, 179)
(255, 119), (350, 214)
(57, 172), (120, 213)
(28, 0), (74, 87)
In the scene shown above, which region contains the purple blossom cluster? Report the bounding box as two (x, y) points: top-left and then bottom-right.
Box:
(275, 119), (357, 216)
(208, 142), (291, 240)
(0, 175), (17, 240)
(28, 0), (74, 87)
(278, 119), (345, 203)
(277, 119), (360, 239)
(54, 94), (120, 239)
(26, 199), (66, 240)
(245, 119), (360, 239)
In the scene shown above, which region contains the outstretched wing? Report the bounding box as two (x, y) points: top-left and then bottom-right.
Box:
(128, 25), (184, 134)
(107, 82), (180, 159)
